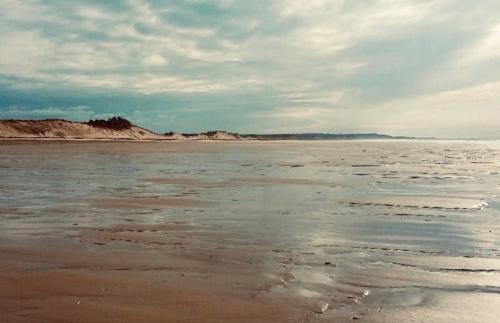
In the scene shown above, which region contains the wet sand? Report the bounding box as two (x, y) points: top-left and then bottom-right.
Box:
(89, 196), (208, 209)
(0, 217), (355, 323)
(0, 235), (312, 323)
(1, 140), (500, 322)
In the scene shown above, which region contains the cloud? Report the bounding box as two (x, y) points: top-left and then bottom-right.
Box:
(283, 90), (347, 104)
(0, 0), (241, 93)
(359, 81), (500, 138)
(1, 0), (500, 137)
(0, 29), (53, 77)
(142, 54), (169, 66)
(252, 105), (357, 133)
(275, 0), (442, 55)
(454, 24), (500, 66)
(55, 73), (227, 94)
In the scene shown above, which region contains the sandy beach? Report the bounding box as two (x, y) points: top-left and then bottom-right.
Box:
(1, 140), (500, 322)
(0, 232), (316, 323)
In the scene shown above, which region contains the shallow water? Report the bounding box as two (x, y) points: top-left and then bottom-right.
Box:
(1, 140), (500, 322)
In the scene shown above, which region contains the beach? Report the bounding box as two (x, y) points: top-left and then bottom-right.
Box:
(1, 140), (499, 322)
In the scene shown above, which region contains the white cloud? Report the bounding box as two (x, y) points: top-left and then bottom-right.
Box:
(57, 73), (227, 94)
(0, 29), (53, 77)
(452, 23), (500, 67)
(361, 81), (500, 137)
(276, 0), (442, 55)
(268, 106), (330, 120)
(77, 5), (112, 20)
(254, 105), (357, 133)
(142, 54), (169, 67)
(283, 90), (347, 104)
(254, 80), (500, 137)
(0, 0), (242, 94)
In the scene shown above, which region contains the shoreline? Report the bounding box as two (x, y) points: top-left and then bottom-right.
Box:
(0, 118), (423, 141)
(0, 137), (492, 143)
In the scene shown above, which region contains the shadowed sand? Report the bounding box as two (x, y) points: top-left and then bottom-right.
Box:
(0, 266), (303, 323)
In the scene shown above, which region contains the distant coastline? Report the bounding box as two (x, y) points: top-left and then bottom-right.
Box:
(0, 117), (416, 141)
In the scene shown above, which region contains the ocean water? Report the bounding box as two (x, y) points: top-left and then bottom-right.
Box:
(1, 140), (499, 322)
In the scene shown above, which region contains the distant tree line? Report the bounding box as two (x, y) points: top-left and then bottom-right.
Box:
(87, 117), (132, 130)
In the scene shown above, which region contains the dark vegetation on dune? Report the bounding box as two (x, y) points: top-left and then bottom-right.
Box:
(87, 117), (132, 130)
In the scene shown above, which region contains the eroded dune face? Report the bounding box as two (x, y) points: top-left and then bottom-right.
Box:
(0, 119), (166, 140)
(0, 120), (247, 141)
(165, 130), (243, 140)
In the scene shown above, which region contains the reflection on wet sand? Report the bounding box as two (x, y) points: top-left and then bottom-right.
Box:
(144, 176), (335, 187)
(89, 196), (208, 209)
(143, 177), (234, 188)
(0, 237), (309, 323)
(1, 140), (499, 322)
(229, 177), (335, 186)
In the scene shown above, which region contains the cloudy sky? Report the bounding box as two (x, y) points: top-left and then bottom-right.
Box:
(1, 0), (500, 138)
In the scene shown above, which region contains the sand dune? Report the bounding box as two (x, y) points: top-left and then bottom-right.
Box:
(0, 119), (164, 140)
(167, 130), (243, 140)
(0, 118), (248, 141)
(0, 117), (408, 141)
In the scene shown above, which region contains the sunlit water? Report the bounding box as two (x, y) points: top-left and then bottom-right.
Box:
(1, 140), (499, 321)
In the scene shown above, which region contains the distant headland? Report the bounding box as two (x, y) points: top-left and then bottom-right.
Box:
(0, 117), (413, 141)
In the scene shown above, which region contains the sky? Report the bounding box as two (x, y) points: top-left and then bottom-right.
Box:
(1, 0), (500, 138)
